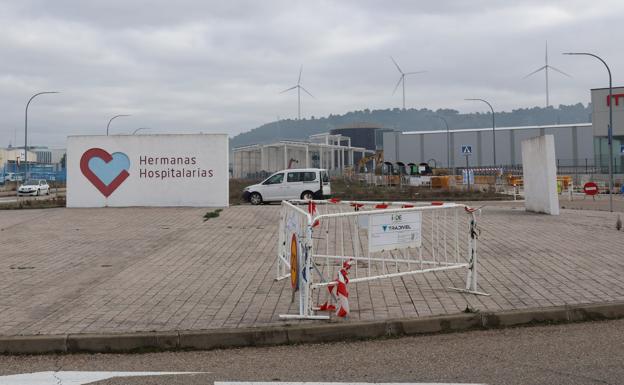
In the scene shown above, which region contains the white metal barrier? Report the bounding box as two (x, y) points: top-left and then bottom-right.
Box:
(276, 199), (488, 320)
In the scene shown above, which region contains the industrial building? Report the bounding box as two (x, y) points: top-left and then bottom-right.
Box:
(384, 86), (623, 173)
(0, 147), (37, 167)
(233, 87), (623, 179)
(232, 132), (374, 179)
(1, 146), (67, 182)
(383, 123), (593, 169)
(329, 122), (394, 152)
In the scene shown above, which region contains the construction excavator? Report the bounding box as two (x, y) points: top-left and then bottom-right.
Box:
(357, 151), (384, 174)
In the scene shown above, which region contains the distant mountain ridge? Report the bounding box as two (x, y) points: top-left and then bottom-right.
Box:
(231, 103), (591, 148)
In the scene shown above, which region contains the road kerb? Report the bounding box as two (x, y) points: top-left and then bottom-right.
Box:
(2, 301), (624, 355)
(0, 335), (67, 354)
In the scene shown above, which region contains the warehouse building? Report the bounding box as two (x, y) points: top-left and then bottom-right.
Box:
(382, 123), (593, 169)
(384, 86), (624, 173)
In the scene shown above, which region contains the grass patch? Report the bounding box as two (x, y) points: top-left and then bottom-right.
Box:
(0, 196), (66, 210)
(330, 178), (509, 202)
(228, 177), (511, 206)
(229, 178), (262, 205)
(203, 208), (223, 221)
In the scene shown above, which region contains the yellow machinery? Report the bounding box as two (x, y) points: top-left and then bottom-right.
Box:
(358, 151), (384, 174)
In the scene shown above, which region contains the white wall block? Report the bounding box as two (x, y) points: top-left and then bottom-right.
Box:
(521, 134), (559, 215)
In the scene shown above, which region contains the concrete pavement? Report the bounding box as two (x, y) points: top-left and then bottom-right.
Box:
(0, 202), (624, 351)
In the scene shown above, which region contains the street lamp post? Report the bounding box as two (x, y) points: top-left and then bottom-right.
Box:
(563, 52), (614, 212)
(25, 91), (60, 179)
(132, 127), (151, 135)
(433, 115), (451, 171)
(465, 98), (496, 167)
(107, 114), (131, 136)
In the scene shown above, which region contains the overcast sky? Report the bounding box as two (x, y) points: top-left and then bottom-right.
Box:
(1, 1), (622, 148)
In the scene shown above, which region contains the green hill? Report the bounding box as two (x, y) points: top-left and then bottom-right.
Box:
(231, 103), (591, 148)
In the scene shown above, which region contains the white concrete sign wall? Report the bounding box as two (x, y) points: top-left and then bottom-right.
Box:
(521, 134), (559, 215)
(67, 134), (228, 207)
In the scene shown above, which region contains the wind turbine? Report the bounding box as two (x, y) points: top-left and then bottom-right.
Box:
(391, 56), (426, 110)
(523, 41), (571, 107)
(280, 65), (314, 120)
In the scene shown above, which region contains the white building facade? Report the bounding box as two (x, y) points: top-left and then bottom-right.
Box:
(383, 123), (594, 169)
(232, 133), (374, 179)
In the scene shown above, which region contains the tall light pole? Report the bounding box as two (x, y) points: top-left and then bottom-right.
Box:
(25, 91), (60, 179)
(433, 115), (451, 170)
(132, 127), (151, 135)
(107, 114), (131, 136)
(465, 98), (496, 167)
(564, 52), (614, 212)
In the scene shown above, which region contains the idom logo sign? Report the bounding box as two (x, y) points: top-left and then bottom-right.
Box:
(80, 148), (130, 197)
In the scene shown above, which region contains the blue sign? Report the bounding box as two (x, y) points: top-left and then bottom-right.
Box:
(461, 145), (472, 155)
(620, 144), (624, 154)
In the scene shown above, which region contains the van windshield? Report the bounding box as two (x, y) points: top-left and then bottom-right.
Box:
(321, 171), (329, 183)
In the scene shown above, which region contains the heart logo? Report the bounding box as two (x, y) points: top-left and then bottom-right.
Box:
(80, 148), (130, 197)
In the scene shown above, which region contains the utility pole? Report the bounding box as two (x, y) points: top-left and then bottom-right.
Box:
(564, 52), (614, 212)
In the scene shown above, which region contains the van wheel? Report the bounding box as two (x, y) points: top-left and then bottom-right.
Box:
(301, 191), (314, 201)
(249, 192), (263, 205)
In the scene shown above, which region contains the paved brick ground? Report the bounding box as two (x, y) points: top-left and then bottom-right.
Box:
(558, 193), (624, 212)
(0, 202), (623, 336)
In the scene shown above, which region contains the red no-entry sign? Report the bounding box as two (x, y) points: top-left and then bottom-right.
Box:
(583, 182), (599, 196)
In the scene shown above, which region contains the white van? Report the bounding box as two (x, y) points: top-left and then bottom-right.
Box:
(243, 168), (331, 205)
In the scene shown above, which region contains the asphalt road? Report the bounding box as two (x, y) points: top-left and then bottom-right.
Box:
(0, 319), (623, 385)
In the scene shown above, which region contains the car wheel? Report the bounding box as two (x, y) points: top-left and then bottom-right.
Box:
(249, 192), (263, 205)
(301, 191), (314, 200)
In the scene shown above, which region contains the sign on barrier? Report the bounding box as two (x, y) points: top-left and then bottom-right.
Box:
(290, 234), (298, 290)
(368, 211), (422, 252)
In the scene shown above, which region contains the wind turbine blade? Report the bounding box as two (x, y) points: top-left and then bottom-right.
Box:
(300, 86), (315, 98)
(298, 65), (303, 85)
(390, 56), (403, 74)
(522, 66), (547, 79)
(280, 86), (298, 93)
(549, 65), (572, 78)
(392, 76), (403, 95)
(404, 71), (427, 75)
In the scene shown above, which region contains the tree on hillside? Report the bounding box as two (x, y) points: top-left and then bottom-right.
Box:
(230, 103), (591, 148)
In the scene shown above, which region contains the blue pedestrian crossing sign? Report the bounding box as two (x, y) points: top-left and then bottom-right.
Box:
(620, 144), (624, 154)
(461, 145), (473, 155)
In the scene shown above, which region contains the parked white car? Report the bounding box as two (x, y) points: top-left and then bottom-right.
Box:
(17, 179), (50, 196)
(243, 168), (331, 205)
